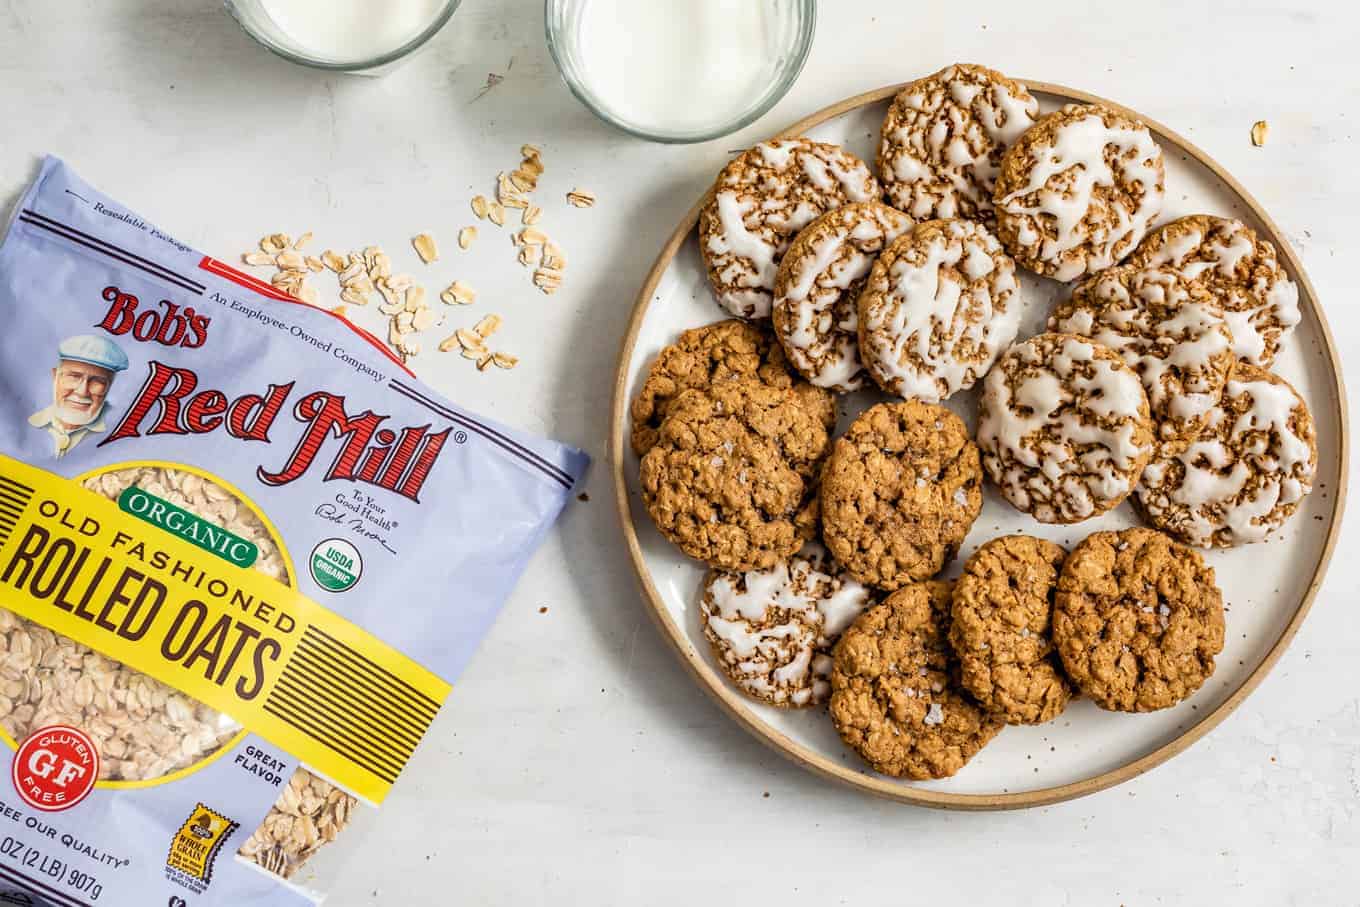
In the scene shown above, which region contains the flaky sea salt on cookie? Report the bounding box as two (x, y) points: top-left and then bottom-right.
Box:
(1125, 214), (1300, 367)
(994, 104), (1165, 281)
(1136, 363), (1317, 548)
(1051, 265), (1235, 455)
(978, 333), (1155, 523)
(700, 543), (874, 707)
(858, 218), (1022, 402)
(771, 202), (914, 392)
(878, 63), (1040, 221)
(699, 139), (881, 319)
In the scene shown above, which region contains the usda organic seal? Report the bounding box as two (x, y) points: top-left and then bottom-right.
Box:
(310, 538), (362, 593)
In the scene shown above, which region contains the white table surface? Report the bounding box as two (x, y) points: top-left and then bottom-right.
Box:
(3, 1), (1358, 903)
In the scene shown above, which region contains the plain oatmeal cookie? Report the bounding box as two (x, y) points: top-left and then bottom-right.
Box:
(1125, 214), (1300, 367)
(950, 535), (1072, 725)
(820, 401), (983, 591)
(878, 63), (1040, 221)
(858, 218), (1022, 402)
(771, 202), (914, 392)
(830, 580), (1003, 779)
(994, 104), (1165, 281)
(1136, 363), (1317, 548)
(640, 379), (830, 571)
(699, 542), (874, 707)
(699, 138), (880, 319)
(629, 319), (835, 456)
(1053, 527), (1225, 712)
(1050, 264), (1236, 455)
(978, 333), (1154, 523)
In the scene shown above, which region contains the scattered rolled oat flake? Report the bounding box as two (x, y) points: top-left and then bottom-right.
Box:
(260, 233), (290, 255)
(438, 332), (461, 353)
(473, 314), (502, 338)
(533, 267), (562, 294)
(517, 245), (541, 267)
(275, 249), (306, 270)
(471, 195), (490, 220)
(455, 328), (486, 351)
(412, 233), (439, 264)
(541, 244), (566, 270)
(242, 251), (274, 267)
(305, 256), (325, 273)
(521, 143), (541, 159)
(1251, 120), (1269, 146)
(566, 188), (596, 208)
(461, 346), (487, 360)
(477, 352), (495, 371)
(293, 231), (313, 250)
(487, 203), (506, 227)
(491, 352), (518, 369)
(404, 285), (427, 312)
(440, 280), (475, 306)
(458, 226), (477, 249)
(522, 205), (542, 226)
(519, 227), (548, 246)
(411, 308), (435, 332)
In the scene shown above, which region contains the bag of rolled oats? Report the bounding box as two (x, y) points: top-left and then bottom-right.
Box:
(0, 157), (588, 904)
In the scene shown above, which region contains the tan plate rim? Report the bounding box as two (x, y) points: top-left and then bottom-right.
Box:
(609, 79), (1351, 810)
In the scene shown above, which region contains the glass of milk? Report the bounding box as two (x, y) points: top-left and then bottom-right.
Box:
(225, 0), (460, 74)
(546, 0), (816, 143)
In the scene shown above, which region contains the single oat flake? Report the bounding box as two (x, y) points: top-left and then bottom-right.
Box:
(1251, 120), (1270, 146)
(412, 233), (439, 264)
(459, 226), (477, 249)
(566, 188), (596, 208)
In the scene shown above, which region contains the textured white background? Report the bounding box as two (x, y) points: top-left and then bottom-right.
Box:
(1, 1), (1357, 904)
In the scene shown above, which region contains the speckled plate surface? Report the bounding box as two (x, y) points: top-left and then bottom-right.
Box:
(610, 81), (1348, 809)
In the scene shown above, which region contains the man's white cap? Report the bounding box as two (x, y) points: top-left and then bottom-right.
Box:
(58, 335), (128, 373)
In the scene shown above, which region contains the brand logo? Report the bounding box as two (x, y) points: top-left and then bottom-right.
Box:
(98, 362), (450, 502)
(97, 285), (210, 349)
(10, 725), (99, 812)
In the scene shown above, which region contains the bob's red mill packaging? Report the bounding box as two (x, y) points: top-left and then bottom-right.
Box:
(0, 157), (588, 904)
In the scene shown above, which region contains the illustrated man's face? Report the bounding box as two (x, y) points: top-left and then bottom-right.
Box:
(51, 360), (114, 429)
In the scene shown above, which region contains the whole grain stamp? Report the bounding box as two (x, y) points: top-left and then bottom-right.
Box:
(994, 103), (1165, 281)
(699, 138), (880, 319)
(830, 580), (1003, 779)
(771, 202), (915, 393)
(640, 378), (830, 571)
(1050, 264), (1236, 456)
(857, 218), (1022, 402)
(820, 401), (983, 590)
(629, 318), (834, 456)
(699, 543), (873, 707)
(1053, 528), (1225, 712)
(950, 535), (1072, 725)
(1136, 363), (1317, 548)
(978, 332), (1154, 524)
(1125, 214), (1300, 367)
(878, 63), (1039, 221)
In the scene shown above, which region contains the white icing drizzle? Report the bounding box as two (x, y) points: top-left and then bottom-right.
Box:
(1052, 266), (1233, 439)
(996, 105), (1165, 281)
(1138, 370), (1316, 546)
(701, 542), (872, 705)
(704, 139), (878, 319)
(773, 203), (913, 392)
(860, 219), (1022, 403)
(880, 64), (1039, 220)
(978, 334), (1151, 522)
(1130, 216), (1300, 365)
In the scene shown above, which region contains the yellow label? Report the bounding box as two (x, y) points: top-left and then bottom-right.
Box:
(0, 454), (450, 804)
(167, 803), (238, 885)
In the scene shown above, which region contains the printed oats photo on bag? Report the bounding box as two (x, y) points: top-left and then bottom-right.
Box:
(0, 157), (588, 905)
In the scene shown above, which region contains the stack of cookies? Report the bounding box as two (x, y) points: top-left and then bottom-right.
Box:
(630, 64), (1320, 782)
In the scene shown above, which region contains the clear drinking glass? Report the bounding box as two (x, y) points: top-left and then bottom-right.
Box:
(544, 0), (817, 143)
(224, 0), (462, 75)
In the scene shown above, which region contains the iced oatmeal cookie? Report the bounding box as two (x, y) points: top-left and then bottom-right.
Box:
(994, 104), (1165, 281)
(699, 139), (880, 319)
(858, 218), (1022, 402)
(640, 379), (829, 571)
(950, 535), (1072, 725)
(1136, 363), (1317, 548)
(629, 319), (835, 456)
(771, 202), (914, 392)
(1050, 265), (1235, 455)
(1053, 527), (1225, 712)
(1125, 215), (1300, 367)
(978, 333), (1154, 523)
(878, 63), (1040, 222)
(820, 401), (983, 590)
(699, 542), (874, 707)
(830, 580), (1003, 779)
